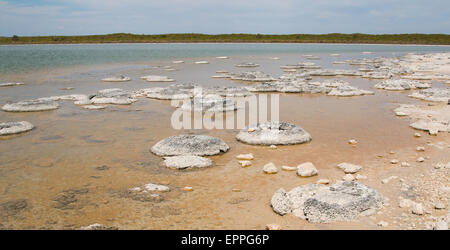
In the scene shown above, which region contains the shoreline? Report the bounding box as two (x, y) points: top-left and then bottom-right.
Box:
(2, 41), (450, 46)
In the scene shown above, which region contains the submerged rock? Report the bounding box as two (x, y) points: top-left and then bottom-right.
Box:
(271, 182), (383, 223)
(236, 122), (312, 145)
(180, 95), (236, 112)
(91, 88), (137, 105)
(142, 84), (196, 100)
(230, 71), (275, 82)
(2, 99), (59, 112)
(151, 134), (230, 156)
(374, 79), (430, 91)
(0, 82), (24, 87)
(101, 75), (131, 82)
(141, 75), (175, 82)
(235, 62), (260, 68)
(0, 199), (28, 217)
(162, 155), (213, 170)
(0, 121), (34, 136)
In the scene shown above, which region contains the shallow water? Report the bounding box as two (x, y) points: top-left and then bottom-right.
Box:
(0, 44), (449, 229)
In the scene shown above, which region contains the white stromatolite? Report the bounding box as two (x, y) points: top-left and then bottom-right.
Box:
(374, 79), (430, 91)
(0, 121), (34, 136)
(270, 181), (383, 223)
(236, 122), (312, 146)
(162, 155), (213, 170)
(151, 134), (230, 156)
(408, 88), (450, 102)
(2, 99), (59, 112)
(101, 75), (131, 82)
(337, 163), (363, 174)
(141, 75), (175, 82)
(91, 88), (137, 105)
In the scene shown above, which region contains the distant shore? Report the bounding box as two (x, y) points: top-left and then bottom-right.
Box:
(1, 33), (450, 45)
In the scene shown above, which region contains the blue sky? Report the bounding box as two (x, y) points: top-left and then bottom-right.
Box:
(0, 0), (449, 36)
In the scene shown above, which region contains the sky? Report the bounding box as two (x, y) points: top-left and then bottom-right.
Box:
(0, 0), (449, 36)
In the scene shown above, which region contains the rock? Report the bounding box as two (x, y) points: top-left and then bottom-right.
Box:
(263, 162), (278, 174)
(162, 155), (213, 170)
(409, 88), (450, 102)
(434, 219), (449, 230)
(271, 182), (383, 223)
(0, 82), (24, 87)
(143, 183), (170, 192)
(141, 75), (175, 82)
(412, 202), (424, 215)
(230, 71), (275, 82)
(195, 61), (209, 64)
(416, 146), (425, 151)
(348, 139), (358, 145)
(317, 179), (330, 185)
(0, 199), (28, 217)
(82, 105), (106, 110)
(270, 188), (294, 215)
(281, 166), (297, 171)
(342, 174), (355, 181)
(374, 79), (430, 91)
(236, 153), (254, 160)
(417, 157), (425, 162)
(434, 201), (446, 210)
(91, 88), (137, 105)
(377, 221), (389, 227)
(0, 121), (34, 136)
(183, 187), (194, 192)
(414, 133), (421, 137)
(434, 162), (450, 169)
(101, 75), (131, 82)
(180, 96), (236, 112)
(151, 135), (229, 156)
(269, 145), (277, 149)
(382, 176), (398, 184)
(236, 122), (312, 145)
(327, 85), (374, 97)
(391, 159), (399, 164)
(296, 162), (319, 177)
(238, 160), (252, 167)
(236, 62), (260, 68)
(355, 174), (367, 180)
(265, 224), (282, 230)
(399, 198), (414, 208)
(401, 162), (410, 167)
(337, 163), (363, 174)
(143, 84), (196, 100)
(79, 223), (117, 230)
(2, 99), (59, 112)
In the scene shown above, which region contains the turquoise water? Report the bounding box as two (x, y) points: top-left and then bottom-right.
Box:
(1, 43), (450, 74)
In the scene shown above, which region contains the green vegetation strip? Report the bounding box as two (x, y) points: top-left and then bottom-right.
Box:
(1, 33), (450, 45)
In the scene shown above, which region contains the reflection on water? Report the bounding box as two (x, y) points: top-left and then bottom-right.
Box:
(0, 48), (449, 229)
